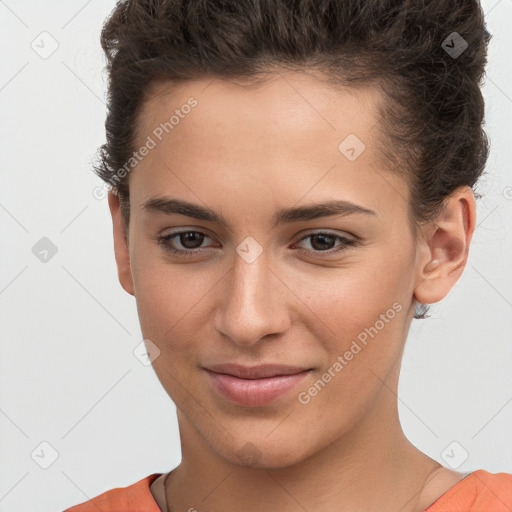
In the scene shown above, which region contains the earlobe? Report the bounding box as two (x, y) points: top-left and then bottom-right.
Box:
(107, 189), (135, 296)
(414, 186), (476, 305)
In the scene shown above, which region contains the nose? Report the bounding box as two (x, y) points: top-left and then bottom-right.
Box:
(214, 249), (291, 347)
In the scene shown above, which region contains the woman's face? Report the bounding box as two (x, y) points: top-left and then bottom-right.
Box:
(115, 71), (427, 468)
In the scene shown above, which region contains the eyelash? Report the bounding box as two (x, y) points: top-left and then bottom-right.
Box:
(155, 230), (359, 258)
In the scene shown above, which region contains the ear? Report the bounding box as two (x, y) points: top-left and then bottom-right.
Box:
(107, 190), (135, 296)
(414, 186), (477, 305)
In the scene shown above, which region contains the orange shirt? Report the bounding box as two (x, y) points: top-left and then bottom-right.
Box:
(62, 469), (512, 512)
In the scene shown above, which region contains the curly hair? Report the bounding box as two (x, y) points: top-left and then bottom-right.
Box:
(94, 0), (491, 319)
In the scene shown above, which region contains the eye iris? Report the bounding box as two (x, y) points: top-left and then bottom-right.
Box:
(180, 232), (204, 249)
(310, 233), (336, 251)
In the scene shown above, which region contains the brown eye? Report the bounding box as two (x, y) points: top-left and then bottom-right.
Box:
(294, 232), (359, 257)
(308, 233), (337, 251)
(176, 231), (205, 249)
(156, 230), (213, 256)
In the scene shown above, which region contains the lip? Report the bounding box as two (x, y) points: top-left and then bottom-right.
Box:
(203, 364), (313, 406)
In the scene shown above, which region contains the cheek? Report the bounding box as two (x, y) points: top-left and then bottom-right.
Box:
(131, 251), (186, 340)
(291, 272), (408, 429)
(131, 257), (211, 402)
(285, 252), (411, 333)
(131, 237), (208, 315)
(285, 254), (412, 390)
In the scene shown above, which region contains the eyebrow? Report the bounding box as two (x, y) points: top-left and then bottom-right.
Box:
(142, 196), (377, 228)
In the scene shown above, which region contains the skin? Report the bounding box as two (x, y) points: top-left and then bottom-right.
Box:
(108, 70), (476, 512)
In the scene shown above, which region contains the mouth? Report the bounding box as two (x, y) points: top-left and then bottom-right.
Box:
(202, 364), (313, 407)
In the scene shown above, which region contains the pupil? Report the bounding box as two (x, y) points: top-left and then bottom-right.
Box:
(181, 232), (203, 249)
(311, 234), (335, 251)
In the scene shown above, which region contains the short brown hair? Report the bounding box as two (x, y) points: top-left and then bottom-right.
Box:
(94, 0), (491, 319)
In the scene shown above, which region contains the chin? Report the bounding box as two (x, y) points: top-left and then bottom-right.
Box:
(211, 430), (316, 470)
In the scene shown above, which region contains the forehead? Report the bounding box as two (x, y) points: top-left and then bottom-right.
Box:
(138, 70), (383, 149)
(131, 71), (410, 224)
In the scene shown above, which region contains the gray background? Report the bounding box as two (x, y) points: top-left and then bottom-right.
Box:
(0, 1), (511, 511)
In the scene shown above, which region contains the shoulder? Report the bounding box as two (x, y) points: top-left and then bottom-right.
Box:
(62, 473), (163, 512)
(470, 470), (512, 510)
(427, 469), (512, 512)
